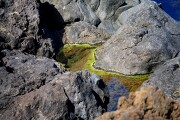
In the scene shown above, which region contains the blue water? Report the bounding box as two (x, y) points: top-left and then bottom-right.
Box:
(153, 0), (180, 21)
(106, 78), (129, 111)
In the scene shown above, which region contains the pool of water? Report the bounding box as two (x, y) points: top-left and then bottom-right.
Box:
(153, 0), (180, 21)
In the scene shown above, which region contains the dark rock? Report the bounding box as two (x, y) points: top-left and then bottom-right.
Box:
(95, 0), (180, 75)
(0, 50), (109, 120)
(142, 56), (180, 101)
(0, 49), (65, 110)
(0, 0), (64, 58)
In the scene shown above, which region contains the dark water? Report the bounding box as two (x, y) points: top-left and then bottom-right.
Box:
(106, 78), (129, 111)
(153, 0), (180, 21)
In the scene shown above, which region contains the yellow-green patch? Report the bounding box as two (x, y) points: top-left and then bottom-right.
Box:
(56, 44), (149, 92)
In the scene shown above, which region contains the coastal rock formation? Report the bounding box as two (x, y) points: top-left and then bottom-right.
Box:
(142, 56), (180, 101)
(0, 0), (64, 58)
(63, 21), (110, 44)
(0, 50), (109, 120)
(95, 87), (180, 120)
(95, 0), (180, 75)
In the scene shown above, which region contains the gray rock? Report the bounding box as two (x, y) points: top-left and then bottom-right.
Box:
(0, 50), (109, 120)
(0, 0), (65, 58)
(53, 70), (109, 119)
(98, 20), (120, 34)
(142, 56), (180, 101)
(96, 0), (125, 20)
(63, 21), (110, 44)
(95, 0), (180, 75)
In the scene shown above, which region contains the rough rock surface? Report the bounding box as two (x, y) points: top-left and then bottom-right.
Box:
(0, 50), (109, 120)
(142, 56), (180, 101)
(63, 21), (110, 44)
(95, 0), (180, 75)
(0, 0), (64, 58)
(95, 87), (180, 120)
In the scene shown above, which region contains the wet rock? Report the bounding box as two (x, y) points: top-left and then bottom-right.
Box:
(95, 87), (180, 120)
(142, 56), (180, 101)
(95, 0), (180, 75)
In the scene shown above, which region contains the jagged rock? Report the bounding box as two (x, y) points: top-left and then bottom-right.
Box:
(52, 71), (109, 120)
(63, 21), (110, 44)
(0, 50), (109, 120)
(0, 0), (64, 58)
(95, 0), (180, 75)
(95, 87), (180, 120)
(142, 56), (180, 101)
(0, 49), (65, 110)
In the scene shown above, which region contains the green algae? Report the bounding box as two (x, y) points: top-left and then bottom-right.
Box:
(56, 44), (149, 92)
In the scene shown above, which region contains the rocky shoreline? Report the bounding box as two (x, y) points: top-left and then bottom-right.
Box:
(0, 0), (180, 120)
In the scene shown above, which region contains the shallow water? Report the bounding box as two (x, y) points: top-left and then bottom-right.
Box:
(153, 0), (180, 21)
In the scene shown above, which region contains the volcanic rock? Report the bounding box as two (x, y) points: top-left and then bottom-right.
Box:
(142, 56), (180, 101)
(95, 0), (180, 75)
(0, 50), (109, 120)
(63, 21), (110, 44)
(95, 87), (180, 120)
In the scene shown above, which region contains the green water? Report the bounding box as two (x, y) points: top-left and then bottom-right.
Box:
(56, 44), (149, 92)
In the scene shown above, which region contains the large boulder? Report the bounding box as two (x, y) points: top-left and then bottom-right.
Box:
(95, 87), (180, 120)
(63, 21), (110, 44)
(0, 50), (109, 120)
(0, 0), (64, 58)
(95, 0), (180, 75)
(142, 56), (180, 101)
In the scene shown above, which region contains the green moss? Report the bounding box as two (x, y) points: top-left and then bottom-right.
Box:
(56, 44), (149, 92)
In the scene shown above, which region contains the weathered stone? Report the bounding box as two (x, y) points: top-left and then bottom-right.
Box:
(142, 56), (180, 101)
(0, 50), (109, 120)
(95, 87), (180, 120)
(63, 21), (110, 44)
(95, 0), (180, 75)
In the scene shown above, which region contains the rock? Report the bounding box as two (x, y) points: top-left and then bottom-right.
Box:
(96, 0), (125, 20)
(98, 20), (120, 35)
(0, 49), (65, 110)
(0, 50), (109, 120)
(52, 70), (109, 119)
(0, 0), (65, 58)
(63, 21), (110, 44)
(95, 0), (180, 75)
(142, 56), (180, 101)
(95, 87), (180, 120)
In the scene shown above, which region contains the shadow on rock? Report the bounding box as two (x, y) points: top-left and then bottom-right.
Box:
(38, 1), (65, 58)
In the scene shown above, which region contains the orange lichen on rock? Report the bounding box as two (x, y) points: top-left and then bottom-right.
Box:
(95, 87), (180, 120)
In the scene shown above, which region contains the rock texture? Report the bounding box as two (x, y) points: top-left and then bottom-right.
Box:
(0, 50), (109, 120)
(95, 87), (180, 120)
(142, 56), (180, 101)
(63, 21), (110, 44)
(0, 0), (64, 58)
(95, 0), (180, 75)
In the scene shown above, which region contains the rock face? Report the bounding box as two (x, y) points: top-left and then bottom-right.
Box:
(0, 50), (109, 120)
(95, 0), (180, 75)
(142, 56), (180, 101)
(0, 0), (64, 58)
(95, 87), (180, 120)
(63, 21), (110, 44)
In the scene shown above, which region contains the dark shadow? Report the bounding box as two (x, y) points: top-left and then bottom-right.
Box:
(92, 90), (109, 112)
(38, 1), (65, 58)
